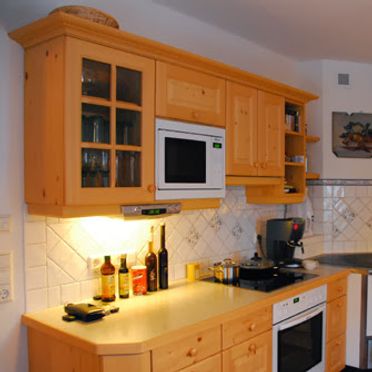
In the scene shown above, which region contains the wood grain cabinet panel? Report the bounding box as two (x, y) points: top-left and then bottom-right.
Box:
(257, 91), (284, 177)
(327, 278), (347, 302)
(24, 36), (156, 216)
(222, 305), (272, 349)
(226, 82), (258, 176)
(152, 326), (221, 372)
(101, 353), (151, 372)
(222, 330), (272, 372)
(327, 296), (347, 342)
(226, 83), (284, 179)
(179, 354), (221, 372)
(156, 61), (226, 127)
(326, 334), (346, 372)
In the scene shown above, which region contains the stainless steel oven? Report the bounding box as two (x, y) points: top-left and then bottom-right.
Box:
(272, 285), (327, 372)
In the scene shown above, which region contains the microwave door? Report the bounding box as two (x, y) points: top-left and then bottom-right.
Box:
(157, 130), (210, 190)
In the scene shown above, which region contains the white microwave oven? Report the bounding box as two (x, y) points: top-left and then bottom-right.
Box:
(155, 118), (225, 200)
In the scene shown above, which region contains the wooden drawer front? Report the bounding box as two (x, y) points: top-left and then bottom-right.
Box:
(327, 278), (347, 302)
(101, 353), (150, 372)
(179, 354), (221, 372)
(326, 334), (346, 372)
(223, 306), (272, 349)
(156, 61), (226, 127)
(327, 296), (347, 342)
(152, 326), (221, 372)
(222, 330), (272, 372)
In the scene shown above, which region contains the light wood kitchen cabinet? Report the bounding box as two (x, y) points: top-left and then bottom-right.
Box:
(226, 83), (283, 178)
(257, 91), (284, 177)
(326, 334), (346, 372)
(101, 353), (151, 372)
(222, 330), (272, 372)
(179, 354), (221, 372)
(222, 305), (272, 349)
(226, 82), (258, 176)
(327, 296), (347, 344)
(11, 12), (319, 213)
(326, 279), (347, 372)
(23, 35), (155, 216)
(156, 61), (226, 127)
(152, 325), (221, 372)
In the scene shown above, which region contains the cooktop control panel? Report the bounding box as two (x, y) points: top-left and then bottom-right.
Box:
(273, 285), (327, 324)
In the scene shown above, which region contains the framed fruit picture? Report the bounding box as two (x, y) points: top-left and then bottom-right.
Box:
(332, 112), (372, 158)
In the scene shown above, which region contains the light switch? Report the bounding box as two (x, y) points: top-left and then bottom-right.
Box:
(0, 252), (12, 303)
(0, 215), (11, 232)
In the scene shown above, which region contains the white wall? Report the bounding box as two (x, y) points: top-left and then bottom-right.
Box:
(0, 25), (27, 372)
(299, 59), (372, 179)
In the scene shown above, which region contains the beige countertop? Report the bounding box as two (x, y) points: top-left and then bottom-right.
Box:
(22, 265), (349, 355)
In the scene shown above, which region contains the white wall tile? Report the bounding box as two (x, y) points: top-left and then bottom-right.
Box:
(61, 283), (81, 304)
(26, 288), (48, 312)
(47, 286), (61, 307)
(25, 243), (46, 268)
(25, 267), (47, 290)
(24, 221), (46, 245)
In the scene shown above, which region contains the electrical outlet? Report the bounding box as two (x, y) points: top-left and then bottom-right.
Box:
(0, 285), (11, 303)
(87, 256), (103, 271)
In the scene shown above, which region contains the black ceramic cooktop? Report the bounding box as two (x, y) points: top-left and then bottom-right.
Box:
(203, 270), (317, 292)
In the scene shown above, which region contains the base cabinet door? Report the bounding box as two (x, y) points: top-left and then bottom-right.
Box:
(326, 334), (346, 372)
(101, 353), (151, 372)
(179, 354), (221, 372)
(222, 330), (272, 372)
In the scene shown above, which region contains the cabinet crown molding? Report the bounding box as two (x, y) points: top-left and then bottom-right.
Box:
(9, 11), (318, 104)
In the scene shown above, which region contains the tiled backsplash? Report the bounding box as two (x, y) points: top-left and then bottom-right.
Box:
(24, 186), (286, 311)
(308, 183), (372, 253)
(24, 183), (372, 312)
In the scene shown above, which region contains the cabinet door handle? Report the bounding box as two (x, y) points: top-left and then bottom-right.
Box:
(147, 184), (156, 193)
(248, 323), (256, 332)
(186, 348), (197, 357)
(337, 302), (342, 308)
(253, 162), (260, 168)
(192, 111), (200, 119)
(248, 343), (257, 354)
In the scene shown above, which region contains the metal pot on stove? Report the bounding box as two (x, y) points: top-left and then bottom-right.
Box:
(209, 258), (239, 284)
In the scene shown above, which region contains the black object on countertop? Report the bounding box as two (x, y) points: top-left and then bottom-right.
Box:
(316, 253), (372, 269)
(63, 303), (105, 322)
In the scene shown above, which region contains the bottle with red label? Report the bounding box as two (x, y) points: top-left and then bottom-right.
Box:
(101, 255), (116, 302)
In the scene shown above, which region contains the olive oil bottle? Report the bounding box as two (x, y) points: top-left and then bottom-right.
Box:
(101, 255), (116, 302)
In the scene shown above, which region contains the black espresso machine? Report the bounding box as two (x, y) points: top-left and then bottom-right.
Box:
(264, 218), (305, 268)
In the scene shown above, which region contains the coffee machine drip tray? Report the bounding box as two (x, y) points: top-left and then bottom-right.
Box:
(237, 270), (318, 292)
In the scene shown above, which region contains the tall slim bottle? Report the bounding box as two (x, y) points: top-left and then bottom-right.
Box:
(101, 255), (116, 302)
(158, 223), (168, 289)
(145, 226), (158, 292)
(118, 254), (130, 298)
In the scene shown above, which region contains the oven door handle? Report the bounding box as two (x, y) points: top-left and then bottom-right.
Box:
(278, 305), (325, 331)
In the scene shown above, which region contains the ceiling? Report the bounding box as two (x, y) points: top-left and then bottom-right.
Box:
(1, 0), (372, 63)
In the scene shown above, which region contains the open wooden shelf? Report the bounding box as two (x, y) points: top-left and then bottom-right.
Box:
(285, 162), (305, 167)
(285, 130), (303, 137)
(306, 172), (320, 180)
(306, 135), (320, 143)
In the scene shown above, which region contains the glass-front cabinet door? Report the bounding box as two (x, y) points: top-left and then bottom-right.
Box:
(64, 38), (155, 205)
